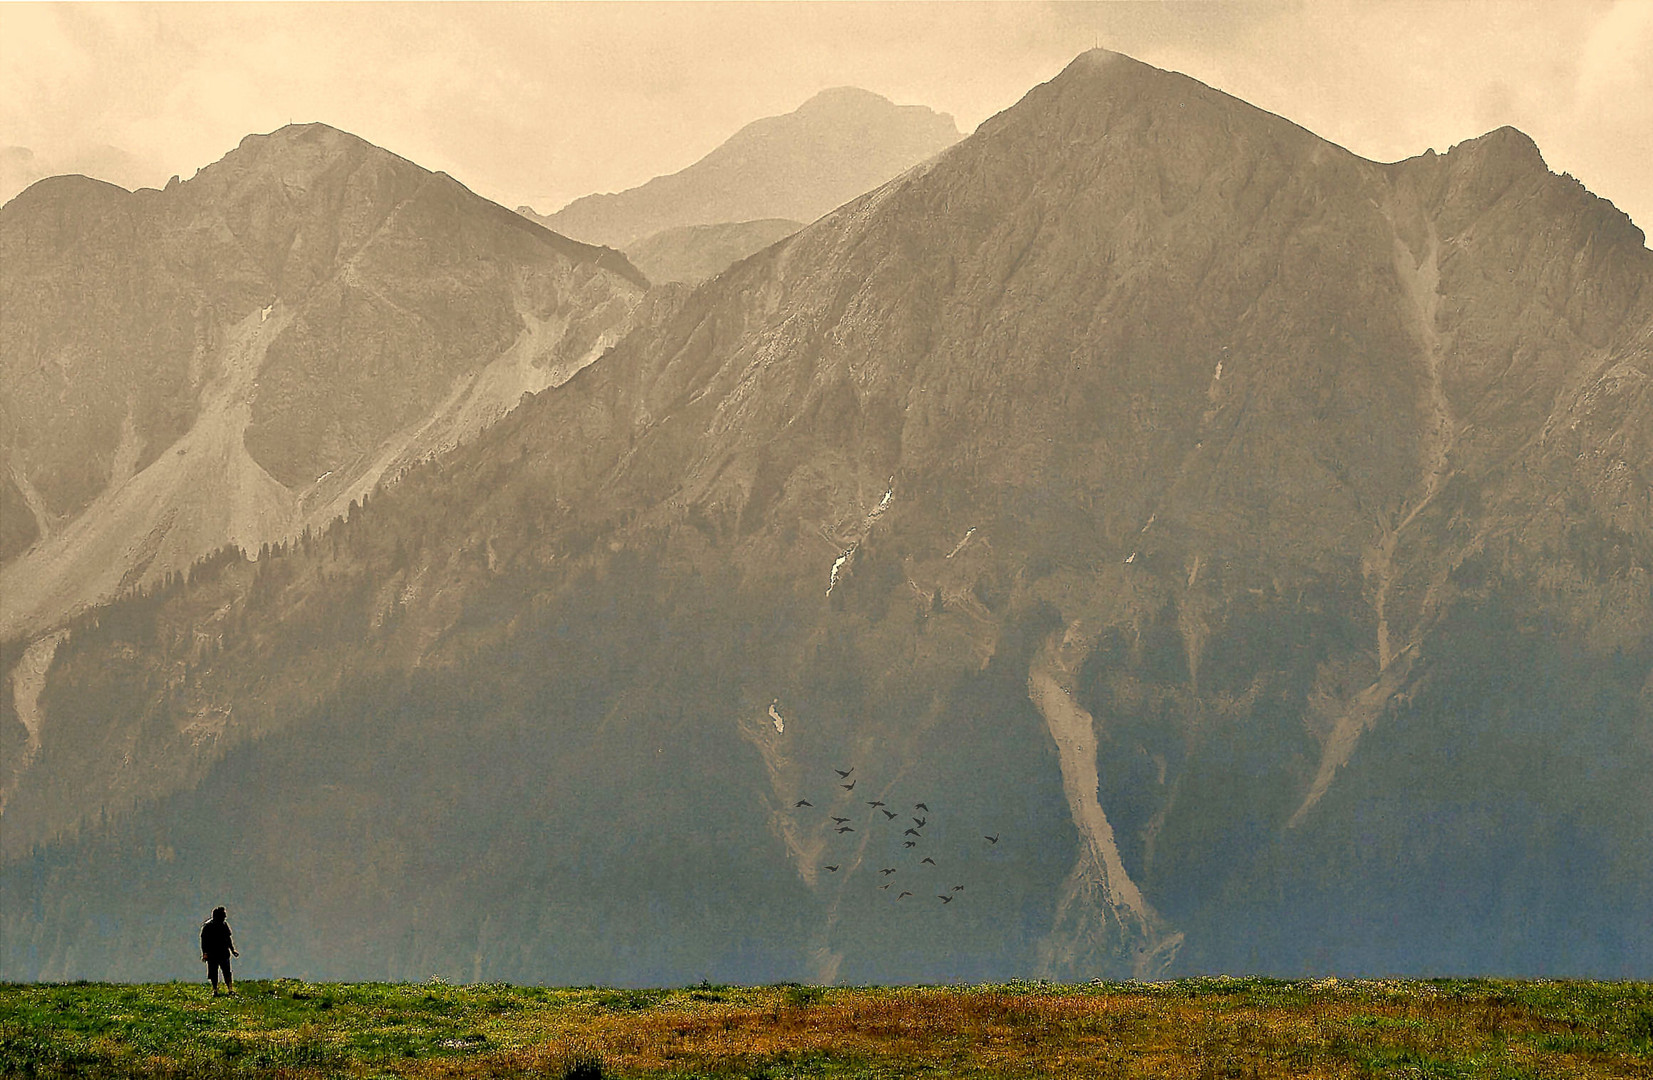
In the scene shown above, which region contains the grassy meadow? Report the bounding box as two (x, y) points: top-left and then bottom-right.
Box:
(2, 977), (1649, 1078)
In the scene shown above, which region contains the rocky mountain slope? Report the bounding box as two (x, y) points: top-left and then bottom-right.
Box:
(4, 52), (1649, 985)
(625, 218), (802, 286)
(521, 87), (960, 250)
(0, 122), (645, 655)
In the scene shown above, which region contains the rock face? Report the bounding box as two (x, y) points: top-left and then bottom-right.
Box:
(523, 87), (960, 249)
(0, 123), (646, 644)
(625, 218), (803, 286)
(4, 52), (1650, 984)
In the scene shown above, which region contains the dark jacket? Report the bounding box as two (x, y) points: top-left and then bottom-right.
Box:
(201, 919), (235, 961)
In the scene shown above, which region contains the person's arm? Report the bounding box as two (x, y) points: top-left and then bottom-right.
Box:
(229, 929), (239, 958)
(201, 925), (209, 963)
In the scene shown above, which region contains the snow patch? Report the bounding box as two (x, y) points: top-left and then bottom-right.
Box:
(768, 700), (786, 734)
(945, 527), (976, 559)
(827, 546), (855, 596)
(867, 478), (894, 520)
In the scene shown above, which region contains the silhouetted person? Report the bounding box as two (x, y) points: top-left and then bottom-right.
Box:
(200, 906), (239, 995)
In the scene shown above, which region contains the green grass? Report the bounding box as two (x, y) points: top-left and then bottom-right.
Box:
(1, 977), (1648, 1078)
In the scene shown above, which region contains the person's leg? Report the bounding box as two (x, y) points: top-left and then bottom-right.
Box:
(208, 960), (221, 994)
(223, 961), (233, 994)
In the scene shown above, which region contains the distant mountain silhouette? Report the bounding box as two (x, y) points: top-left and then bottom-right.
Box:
(522, 87), (960, 249)
(4, 52), (1649, 986)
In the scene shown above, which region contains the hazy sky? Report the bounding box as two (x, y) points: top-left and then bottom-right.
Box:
(2, 2), (1649, 238)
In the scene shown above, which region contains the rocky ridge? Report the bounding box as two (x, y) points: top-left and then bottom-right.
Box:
(624, 218), (804, 286)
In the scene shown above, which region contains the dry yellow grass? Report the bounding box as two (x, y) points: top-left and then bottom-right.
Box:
(4, 978), (1648, 1078)
(392, 982), (1651, 1079)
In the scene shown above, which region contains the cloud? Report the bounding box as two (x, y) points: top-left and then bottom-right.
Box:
(1576, 0), (1653, 104)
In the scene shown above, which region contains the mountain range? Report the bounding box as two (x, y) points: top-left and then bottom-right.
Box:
(2, 50), (1649, 985)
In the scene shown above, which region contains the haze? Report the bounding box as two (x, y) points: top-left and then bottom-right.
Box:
(2, 1), (1649, 238)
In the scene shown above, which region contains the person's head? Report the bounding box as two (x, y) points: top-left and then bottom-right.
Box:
(212, 906), (227, 922)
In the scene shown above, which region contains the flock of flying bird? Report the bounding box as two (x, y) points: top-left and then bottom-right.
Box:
(793, 766), (1001, 904)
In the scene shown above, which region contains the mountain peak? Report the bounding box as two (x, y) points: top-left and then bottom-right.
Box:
(1065, 46), (1143, 69)
(211, 122), (415, 180)
(3, 171), (132, 213)
(796, 86), (896, 110)
(535, 87), (962, 248)
(965, 45), (1331, 176)
(789, 86), (957, 127)
(1053, 46), (1186, 89)
(1446, 124), (1546, 171)
(0, 116), (649, 635)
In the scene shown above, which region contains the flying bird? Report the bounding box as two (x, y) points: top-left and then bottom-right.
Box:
(898, 892), (913, 899)
(867, 800), (886, 808)
(880, 883), (892, 890)
(835, 767), (855, 779)
(879, 868), (897, 876)
(795, 799), (813, 808)
(904, 828), (921, 837)
(841, 781), (856, 790)
(952, 885), (965, 892)
(823, 865), (839, 872)
(881, 809), (897, 819)
(903, 841), (917, 848)
(914, 803), (929, 812)
(831, 816), (850, 824)
(836, 826), (855, 833)
(921, 857), (936, 866)
(937, 895), (953, 904)
(912, 817), (927, 828)
(984, 835), (999, 844)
